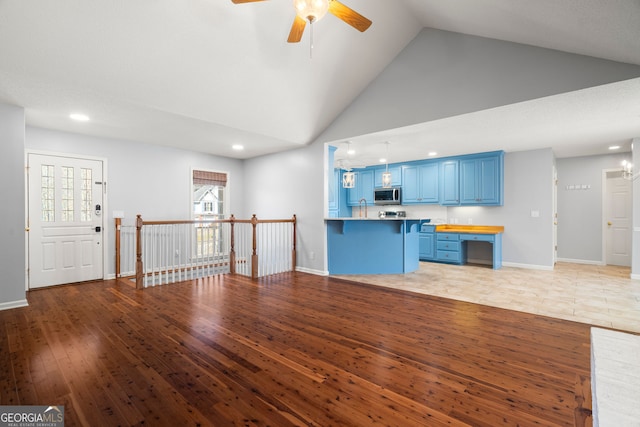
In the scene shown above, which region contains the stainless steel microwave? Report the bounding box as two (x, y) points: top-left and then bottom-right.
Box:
(374, 187), (401, 205)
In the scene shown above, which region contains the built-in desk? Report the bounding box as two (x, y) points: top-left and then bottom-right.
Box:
(421, 224), (504, 269)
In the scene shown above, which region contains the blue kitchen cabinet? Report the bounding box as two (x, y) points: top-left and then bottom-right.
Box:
(347, 169), (375, 206)
(435, 232), (467, 264)
(374, 164), (402, 188)
(460, 152), (503, 205)
(439, 160), (459, 205)
(403, 162), (439, 204)
(419, 224), (436, 260)
(328, 168), (340, 216)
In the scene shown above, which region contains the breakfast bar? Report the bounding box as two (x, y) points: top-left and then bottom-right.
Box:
(326, 218), (421, 275)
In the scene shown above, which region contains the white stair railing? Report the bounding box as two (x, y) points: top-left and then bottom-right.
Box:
(115, 215), (296, 288)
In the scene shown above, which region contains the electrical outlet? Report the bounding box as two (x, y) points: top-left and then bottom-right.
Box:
(309, 251), (315, 260)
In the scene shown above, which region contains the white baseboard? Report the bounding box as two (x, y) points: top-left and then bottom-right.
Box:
(556, 257), (605, 266)
(0, 299), (28, 311)
(295, 266), (328, 276)
(502, 261), (554, 271)
(630, 273), (640, 280)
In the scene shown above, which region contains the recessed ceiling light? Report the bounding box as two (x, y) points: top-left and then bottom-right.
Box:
(69, 113), (90, 122)
(232, 144), (244, 151)
(379, 158), (387, 163)
(608, 145), (621, 150)
(428, 152), (437, 156)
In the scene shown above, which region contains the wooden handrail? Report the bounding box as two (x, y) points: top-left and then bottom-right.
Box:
(132, 214), (296, 288)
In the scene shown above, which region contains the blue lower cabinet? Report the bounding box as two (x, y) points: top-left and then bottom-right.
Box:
(435, 233), (467, 265)
(419, 233), (435, 260)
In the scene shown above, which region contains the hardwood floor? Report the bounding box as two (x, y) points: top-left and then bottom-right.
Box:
(1, 272), (592, 426)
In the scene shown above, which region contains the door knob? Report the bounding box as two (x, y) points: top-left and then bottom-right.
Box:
(607, 221), (612, 226)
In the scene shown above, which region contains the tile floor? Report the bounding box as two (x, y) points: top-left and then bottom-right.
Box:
(337, 261), (640, 334)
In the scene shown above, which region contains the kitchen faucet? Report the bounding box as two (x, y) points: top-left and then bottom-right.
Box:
(359, 198), (368, 218)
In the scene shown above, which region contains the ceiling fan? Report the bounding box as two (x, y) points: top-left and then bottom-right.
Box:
(231, 0), (372, 43)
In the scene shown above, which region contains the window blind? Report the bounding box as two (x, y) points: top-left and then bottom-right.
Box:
(193, 170), (227, 187)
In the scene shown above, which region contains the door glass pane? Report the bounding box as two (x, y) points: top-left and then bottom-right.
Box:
(41, 164), (55, 222)
(61, 166), (74, 222)
(81, 168), (92, 222)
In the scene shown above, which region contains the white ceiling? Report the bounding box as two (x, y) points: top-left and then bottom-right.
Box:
(1, 0), (639, 163)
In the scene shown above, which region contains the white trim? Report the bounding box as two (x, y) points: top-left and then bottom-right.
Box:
(0, 299), (28, 311)
(556, 257), (605, 266)
(630, 273), (640, 280)
(501, 261), (554, 271)
(25, 149), (109, 286)
(296, 266), (328, 276)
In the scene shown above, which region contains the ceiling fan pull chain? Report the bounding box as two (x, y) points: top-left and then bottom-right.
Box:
(309, 21), (314, 59)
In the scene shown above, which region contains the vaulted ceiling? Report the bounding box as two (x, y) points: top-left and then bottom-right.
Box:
(1, 0), (639, 162)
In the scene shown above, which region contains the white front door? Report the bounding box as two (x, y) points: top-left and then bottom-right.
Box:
(28, 153), (104, 288)
(605, 171), (631, 267)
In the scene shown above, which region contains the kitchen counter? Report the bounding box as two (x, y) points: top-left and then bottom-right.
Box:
(325, 217), (423, 220)
(326, 218), (421, 274)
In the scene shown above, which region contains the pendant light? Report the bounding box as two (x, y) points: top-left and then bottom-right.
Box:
(342, 141), (355, 188)
(342, 168), (355, 188)
(381, 141), (392, 188)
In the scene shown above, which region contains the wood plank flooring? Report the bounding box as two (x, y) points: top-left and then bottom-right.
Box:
(0, 272), (592, 426)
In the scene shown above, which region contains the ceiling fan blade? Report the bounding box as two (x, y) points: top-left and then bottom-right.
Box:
(287, 15), (307, 43)
(231, 0), (265, 3)
(328, 0), (372, 32)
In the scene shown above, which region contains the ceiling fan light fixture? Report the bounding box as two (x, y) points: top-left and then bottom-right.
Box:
(293, 0), (329, 23)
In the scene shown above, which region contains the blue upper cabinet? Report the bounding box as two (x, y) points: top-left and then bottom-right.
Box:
(459, 152), (503, 205)
(374, 165), (402, 188)
(402, 162), (439, 204)
(328, 168), (339, 213)
(347, 169), (375, 206)
(439, 160), (459, 205)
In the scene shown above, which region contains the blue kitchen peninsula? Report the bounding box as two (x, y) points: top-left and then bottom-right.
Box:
(326, 218), (421, 275)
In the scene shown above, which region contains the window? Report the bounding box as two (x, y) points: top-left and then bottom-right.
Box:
(192, 170), (227, 220)
(192, 170), (228, 258)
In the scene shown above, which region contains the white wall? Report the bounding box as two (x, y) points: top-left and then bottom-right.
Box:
(244, 141), (326, 273)
(0, 103), (26, 309)
(556, 153), (629, 263)
(322, 28), (640, 142)
(26, 126), (247, 277)
(632, 138), (640, 278)
(246, 27), (640, 273)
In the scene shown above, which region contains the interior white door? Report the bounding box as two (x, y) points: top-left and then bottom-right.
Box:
(553, 167), (558, 264)
(28, 153), (104, 288)
(605, 171), (631, 267)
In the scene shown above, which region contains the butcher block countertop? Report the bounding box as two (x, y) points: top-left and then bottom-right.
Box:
(435, 225), (504, 234)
